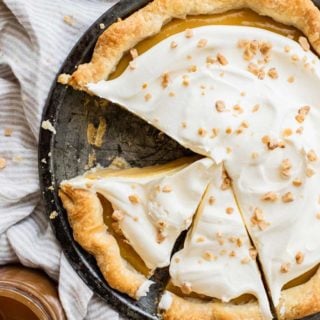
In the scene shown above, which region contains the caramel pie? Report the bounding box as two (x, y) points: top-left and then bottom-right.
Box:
(58, 1), (320, 319)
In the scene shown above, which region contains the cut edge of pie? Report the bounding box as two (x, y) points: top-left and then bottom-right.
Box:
(58, 0), (320, 91)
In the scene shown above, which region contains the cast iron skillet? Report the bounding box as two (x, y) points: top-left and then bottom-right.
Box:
(39, 1), (320, 319)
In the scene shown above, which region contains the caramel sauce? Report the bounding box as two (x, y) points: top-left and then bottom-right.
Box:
(109, 9), (301, 79)
(283, 264), (319, 290)
(0, 297), (39, 320)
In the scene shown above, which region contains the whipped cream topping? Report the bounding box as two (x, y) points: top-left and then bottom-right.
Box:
(88, 25), (320, 308)
(62, 158), (215, 270)
(169, 164), (271, 319)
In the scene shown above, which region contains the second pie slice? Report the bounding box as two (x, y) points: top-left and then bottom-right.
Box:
(59, 157), (215, 298)
(159, 163), (272, 319)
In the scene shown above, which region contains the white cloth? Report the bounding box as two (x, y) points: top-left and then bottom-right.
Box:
(0, 0), (124, 319)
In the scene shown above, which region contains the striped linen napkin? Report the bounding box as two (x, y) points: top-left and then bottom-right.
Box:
(0, 0), (125, 319)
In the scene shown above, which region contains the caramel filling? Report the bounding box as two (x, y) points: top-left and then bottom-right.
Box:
(166, 281), (256, 304)
(110, 9), (301, 79)
(283, 264), (319, 290)
(99, 194), (150, 276)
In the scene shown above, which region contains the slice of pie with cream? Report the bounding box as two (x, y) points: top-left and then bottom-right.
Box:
(160, 163), (272, 319)
(59, 157), (215, 298)
(56, 0), (320, 319)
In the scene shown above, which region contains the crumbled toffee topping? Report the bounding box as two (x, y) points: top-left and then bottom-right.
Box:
(128, 194), (140, 204)
(215, 100), (226, 112)
(251, 207), (270, 230)
(4, 128), (13, 136)
(197, 39), (208, 48)
(280, 263), (290, 273)
(295, 251), (304, 264)
(185, 29), (193, 38)
(162, 185), (172, 193)
(279, 159), (292, 178)
(226, 207), (234, 214)
(261, 192), (278, 202)
(295, 106), (310, 123)
(181, 282), (192, 294)
(208, 196), (216, 205)
(282, 192), (294, 203)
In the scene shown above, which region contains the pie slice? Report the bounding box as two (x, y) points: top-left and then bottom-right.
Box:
(160, 163), (272, 319)
(59, 157), (215, 298)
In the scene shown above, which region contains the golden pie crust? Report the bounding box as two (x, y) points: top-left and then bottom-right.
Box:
(58, 0), (320, 319)
(58, 0), (320, 92)
(59, 185), (147, 298)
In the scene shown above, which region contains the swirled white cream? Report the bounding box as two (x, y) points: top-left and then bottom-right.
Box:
(169, 163), (272, 319)
(61, 157), (215, 270)
(88, 25), (320, 309)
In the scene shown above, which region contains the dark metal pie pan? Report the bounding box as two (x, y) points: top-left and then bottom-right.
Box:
(38, 1), (320, 319)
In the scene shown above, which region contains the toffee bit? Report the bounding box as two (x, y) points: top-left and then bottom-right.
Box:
(307, 150), (318, 162)
(206, 56), (216, 64)
(260, 41), (272, 55)
(130, 48), (138, 59)
(261, 192), (278, 202)
(196, 236), (205, 243)
(49, 211), (58, 220)
(187, 65), (198, 73)
(298, 36), (310, 51)
(198, 127), (207, 137)
(280, 263), (290, 273)
(162, 185), (172, 193)
(287, 76), (295, 83)
(226, 207), (234, 214)
(229, 250), (236, 257)
(128, 194), (140, 204)
(249, 248), (258, 260)
(296, 126), (304, 134)
(63, 15), (76, 26)
(197, 39), (208, 48)
(284, 45), (291, 53)
(112, 222), (123, 236)
(282, 192), (294, 203)
(316, 213), (320, 220)
(170, 41), (178, 48)
(215, 100), (226, 112)
(185, 29), (193, 38)
(202, 251), (215, 261)
(181, 282), (192, 294)
(241, 257), (251, 264)
(211, 128), (219, 138)
(181, 121), (187, 128)
(157, 230), (166, 243)
(225, 127), (233, 135)
(144, 93), (152, 101)
(161, 72), (170, 88)
(291, 54), (300, 62)
(251, 152), (259, 160)
(295, 106), (310, 123)
(306, 167), (315, 177)
(182, 75), (190, 86)
(208, 196), (216, 205)
(295, 251), (304, 264)
(280, 159), (292, 178)
(292, 179), (303, 187)
(217, 53), (228, 65)
(142, 83), (148, 89)
(282, 128), (293, 137)
(251, 207), (270, 230)
(174, 257), (180, 263)
(236, 238), (243, 247)
(112, 210), (124, 221)
(221, 171), (232, 190)
(252, 104), (260, 112)
(268, 68), (279, 79)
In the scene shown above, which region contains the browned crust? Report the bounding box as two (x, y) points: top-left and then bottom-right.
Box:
(58, 0), (320, 91)
(161, 293), (265, 320)
(277, 265), (320, 320)
(59, 184), (147, 298)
